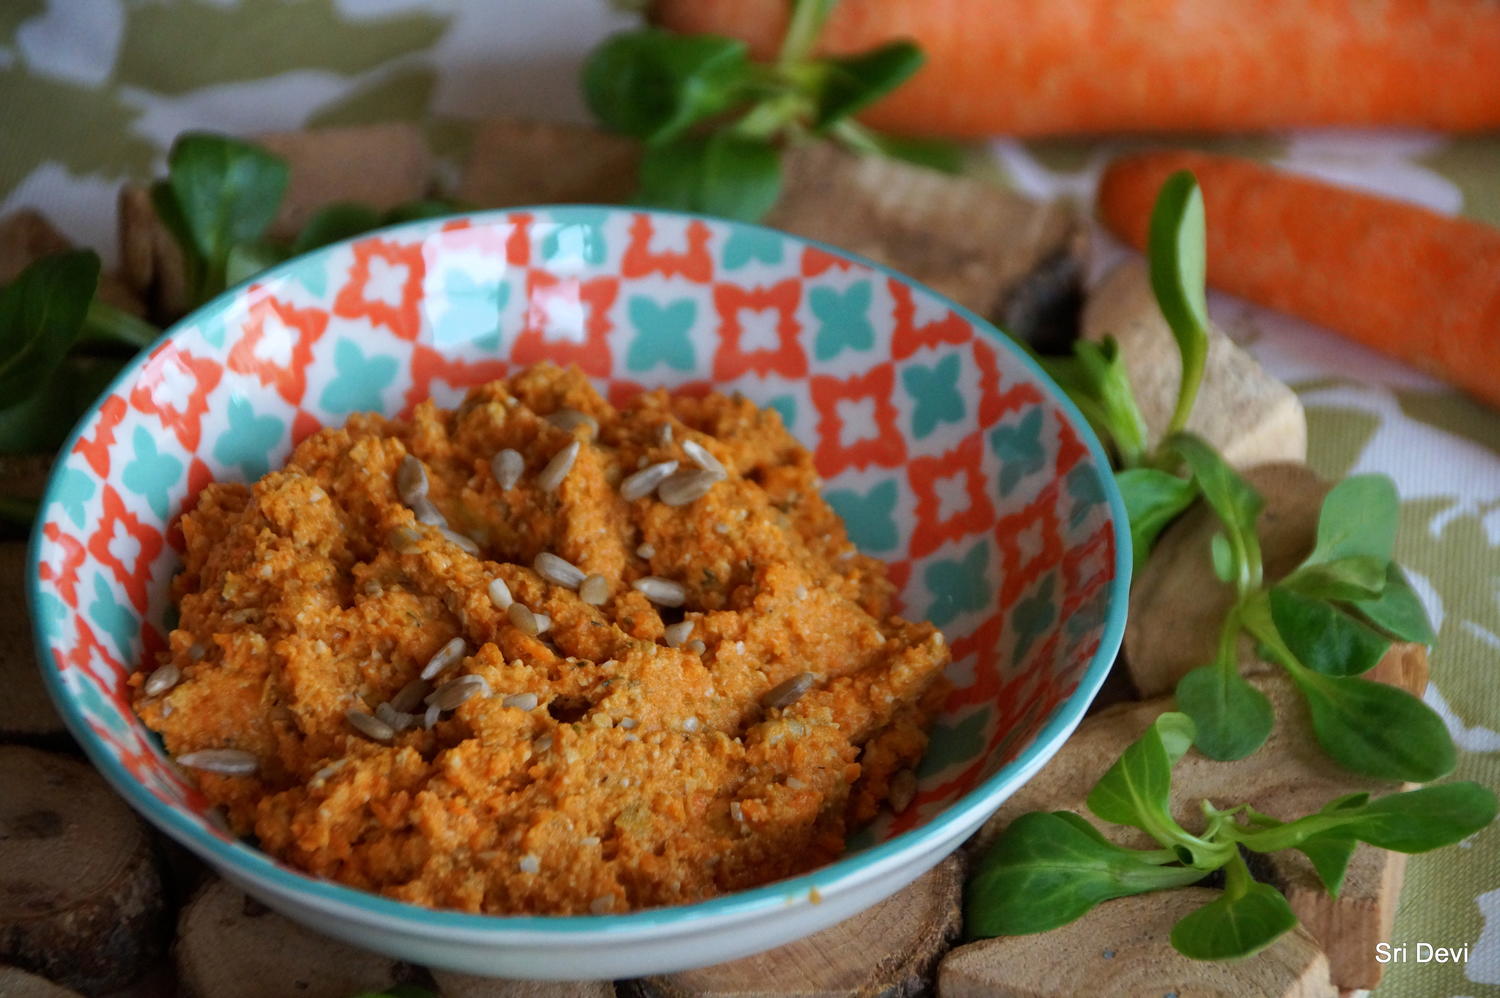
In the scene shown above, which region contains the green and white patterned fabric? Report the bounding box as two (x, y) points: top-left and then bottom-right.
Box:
(2, 2), (1496, 994)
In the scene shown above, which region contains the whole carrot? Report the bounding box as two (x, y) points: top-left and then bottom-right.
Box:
(1098, 150), (1500, 409)
(651, 0), (1500, 137)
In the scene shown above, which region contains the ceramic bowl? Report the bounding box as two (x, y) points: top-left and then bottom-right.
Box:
(28, 207), (1128, 979)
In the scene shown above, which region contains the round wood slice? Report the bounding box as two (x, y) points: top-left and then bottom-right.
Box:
(0, 747), (168, 994)
(0, 965), (86, 997)
(624, 854), (963, 998)
(939, 888), (1334, 998)
(175, 878), (406, 998)
(431, 971), (615, 997)
(0, 543), (69, 745)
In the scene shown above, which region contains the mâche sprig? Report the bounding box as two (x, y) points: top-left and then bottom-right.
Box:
(967, 713), (1496, 960)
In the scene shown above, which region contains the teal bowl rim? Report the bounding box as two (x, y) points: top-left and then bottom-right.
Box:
(28, 204), (1131, 938)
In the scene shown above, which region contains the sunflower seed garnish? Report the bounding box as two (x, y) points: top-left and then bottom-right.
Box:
(590, 895), (614, 915)
(438, 526), (480, 554)
(664, 621), (694, 648)
(502, 692), (539, 711)
(396, 455), (429, 503)
(426, 674), (491, 711)
(729, 801), (745, 823)
(421, 636), (468, 680)
(619, 460), (678, 501)
(657, 423), (673, 445)
(657, 468), (719, 507)
(390, 678), (431, 713)
(889, 769), (918, 813)
(488, 576), (514, 610)
(424, 704), (441, 729)
(681, 439), (726, 479)
(178, 749), (258, 775)
(533, 612), (552, 634)
(347, 709), (395, 743)
(579, 574), (610, 605)
(682, 716), (700, 733)
(536, 440), (580, 493)
(410, 496), (447, 526)
(761, 671), (815, 710)
(145, 662), (181, 697)
(534, 551), (586, 589)
(492, 448), (524, 490)
(545, 408), (598, 437)
(507, 602), (540, 636)
(518, 853), (542, 874)
(636, 542), (655, 559)
(685, 639), (706, 655)
(375, 702), (402, 728)
(633, 576), (686, 607)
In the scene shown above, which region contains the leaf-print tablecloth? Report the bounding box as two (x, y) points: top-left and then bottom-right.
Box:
(2, 2), (1496, 994)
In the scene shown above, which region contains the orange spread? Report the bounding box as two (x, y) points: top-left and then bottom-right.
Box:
(134, 363), (950, 914)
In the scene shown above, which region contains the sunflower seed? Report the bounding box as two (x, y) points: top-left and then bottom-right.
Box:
(178, 749), (258, 775)
(421, 636), (468, 679)
(310, 759), (347, 786)
(579, 574), (610, 605)
(682, 716), (700, 733)
(729, 801), (745, 823)
(618, 716), (637, 730)
(426, 674), (491, 710)
(507, 602), (540, 636)
(534, 551), (586, 589)
(388, 681), (427, 716)
(410, 496), (447, 526)
(391, 526), (424, 554)
(438, 526), (480, 554)
(534, 734), (553, 753)
(545, 408), (598, 437)
(619, 460), (678, 501)
(664, 620), (694, 648)
(488, 576), (514, 610)
(518, 853), (542, 874)
(347, 709), (395, 743)
(396, 455), (429, 503)
(685, 639), (706, 655)
(424, 704), (441, 729)
(636, 542), (655, 559)
(657, 423), (673, 445)
(889, 769), (918, 813)
(375, 702), (401, 728)
(657, 468), (719, 506)
(188, 642), (207, 661)
(536, 440), (580, 493)
(761, 671), (815, 710)
(633, 576), (686, 607)
(590, 895), (614, 915)
(681, 439), (726, 479)
(580, 835), (600, 847)
(533, 612), (552, 634)
(145, 662), (181, 697)
(786, 776), (807, 790)
(502, 692), (539, 711)
(492, 448), (524, 489)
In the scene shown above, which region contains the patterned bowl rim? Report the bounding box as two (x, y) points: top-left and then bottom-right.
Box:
(27, 205), (1131, 939)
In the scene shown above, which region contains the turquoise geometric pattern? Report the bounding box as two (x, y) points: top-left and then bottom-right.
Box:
(626, 296), (696, 373)
(810, 282), (875, 361)
(825, 480), (899, 552)
(901, 353), (966, 438)
(320, 339), (398, 415)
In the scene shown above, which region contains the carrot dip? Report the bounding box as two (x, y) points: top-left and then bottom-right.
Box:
(133, 362), (951, 915)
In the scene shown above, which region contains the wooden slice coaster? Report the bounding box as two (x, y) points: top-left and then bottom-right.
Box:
(0, 543), (69, 746)
(0, 965), (86, 997)
(0, 747), (168, 994)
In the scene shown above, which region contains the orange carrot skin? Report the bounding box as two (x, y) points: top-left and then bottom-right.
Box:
(1098, 150), (1500, 409)
(651, 0), (1500, 137)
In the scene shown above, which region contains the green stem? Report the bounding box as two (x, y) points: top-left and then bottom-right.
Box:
(1166, 347), (1205, 439)
(827, 118), (883, 155)
(779, 0), (838, 67)
(1222, 849), (1253, 900)
(732, 93), (809, 140)
(80, 300), (161, 351)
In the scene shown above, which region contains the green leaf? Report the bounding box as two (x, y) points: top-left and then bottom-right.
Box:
(966, 811), (1207, 937)
(225, 241), (290, 287)
(1338, 782), (1497, 853)
(161, 133), (289, 302)
(1350, 563), (1436, 644)
(1282, 555), (1389, 602)
(349, 988), (436, 998)
(582, 30), (751, 145)
(0, 250), (101, 405)
(292, 201), (384, 255)
(855, 132), (967, 174)
(1174, 664), (1274, 761)
(811, 41), (924, 128)
(1147, 170), (1210, 436)
(0, 353), (125, 455)
(81, 300), (160, 351)
(1170, 881), (1297, 960)
(1296, 835), (1358, 896)
(1168, 433), (1263, 592)
(1304, 474), (1399, 566)
(1115, 468), (1197, 571)
(1269, 585), (1391, 677)
(1290, 671), (1456, 783)
(383, 199), (466, 224)
(635, 133), (783, 221)
(1086, 712), (1195, 844)
(1043, 338), (1148, 467)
